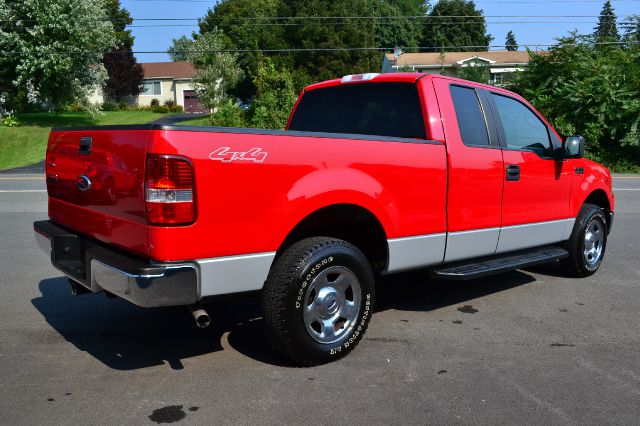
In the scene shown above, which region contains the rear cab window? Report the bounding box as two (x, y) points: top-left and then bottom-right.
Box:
(288, 83), (426, 139)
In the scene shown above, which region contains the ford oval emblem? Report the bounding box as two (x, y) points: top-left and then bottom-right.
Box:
(76, 175), (91, 192)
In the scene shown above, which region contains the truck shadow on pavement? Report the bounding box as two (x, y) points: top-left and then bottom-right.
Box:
(32, 269), (536, 370)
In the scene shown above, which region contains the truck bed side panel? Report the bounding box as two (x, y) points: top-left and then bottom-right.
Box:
(146, 129), (447, 261)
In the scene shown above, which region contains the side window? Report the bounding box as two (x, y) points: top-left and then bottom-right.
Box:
(492, 94), (553, 157)
(450, 85), (490, 147)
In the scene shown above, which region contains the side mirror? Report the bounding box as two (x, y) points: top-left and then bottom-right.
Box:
(563, 135), (585, 159)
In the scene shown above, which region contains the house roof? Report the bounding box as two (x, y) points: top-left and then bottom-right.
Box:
(140, 61), (196, 79)
(385, 50), (532, 67)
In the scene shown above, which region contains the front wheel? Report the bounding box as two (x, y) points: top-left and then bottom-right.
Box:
(262, 237), (375, 366)
(561, 203), (608, 277)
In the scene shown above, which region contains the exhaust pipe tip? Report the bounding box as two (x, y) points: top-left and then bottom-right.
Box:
(68, 278), (91, 296)
(188, 305), (211, 328)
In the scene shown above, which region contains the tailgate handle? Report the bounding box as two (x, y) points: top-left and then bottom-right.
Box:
(79, 137), (92, 155)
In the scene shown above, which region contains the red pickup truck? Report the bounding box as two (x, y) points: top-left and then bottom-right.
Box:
(35, 73), (615, 365)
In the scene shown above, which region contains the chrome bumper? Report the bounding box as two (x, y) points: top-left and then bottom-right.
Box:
(34, 220), (198, 308)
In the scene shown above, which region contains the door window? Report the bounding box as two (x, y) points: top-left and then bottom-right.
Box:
(450, 85), (490, 147)
(492, 94), (552, 157)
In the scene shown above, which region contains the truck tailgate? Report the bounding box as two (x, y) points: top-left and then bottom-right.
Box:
(46, 127), (150, 256)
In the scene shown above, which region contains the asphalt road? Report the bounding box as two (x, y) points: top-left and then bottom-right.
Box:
(0, 175), (638, 425)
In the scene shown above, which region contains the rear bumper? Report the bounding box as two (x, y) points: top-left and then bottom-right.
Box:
(34, 220), (198, 308)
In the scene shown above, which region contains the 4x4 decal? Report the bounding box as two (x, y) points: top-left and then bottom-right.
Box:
(209, 147), (268, 163)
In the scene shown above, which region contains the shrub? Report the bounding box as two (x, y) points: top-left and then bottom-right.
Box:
(211, 99), (246, 127)
(163, 99), (176, 108)
(150, 98), (160, 107)
(151, 105), (170, 113)
(169, 105), (183, 113)
(101, 102), (118, 111)
(118, 103), (128, 111)
(66, 102), (86, 112)
(1, 113), (20, 127)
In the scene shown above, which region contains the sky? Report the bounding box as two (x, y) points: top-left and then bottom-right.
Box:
(122, 0), (640, 63)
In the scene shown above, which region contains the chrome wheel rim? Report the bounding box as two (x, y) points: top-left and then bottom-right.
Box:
(583, 218), (604, 267)
(302, 265), (362, 344)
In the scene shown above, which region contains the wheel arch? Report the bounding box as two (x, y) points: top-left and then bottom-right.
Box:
(582, 189), (613, 231)
(276, 203), (389, 274)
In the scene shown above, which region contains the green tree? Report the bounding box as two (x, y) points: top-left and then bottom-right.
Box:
(247, 56), (298, 129)
(510, 33), (640, 171)
(593, 0), (620, 44)
(198, 0), (287, 99)
(621, 15), (640, 44)
(505, 30), (518, 51)
(280, 0), (423, 88)
(0, 0), (116, 111)
(457, 59), (489, 83)
(104, 0), (134, 48)
(103, 0), (143, 102)
(197, 0), (427, 97)
(420, 0), (492, 51)
(168, 35), (196, 62)
(182, 28), (244, 112)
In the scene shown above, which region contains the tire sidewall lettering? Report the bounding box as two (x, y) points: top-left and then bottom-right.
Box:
(295, 256), (334, 309)
(286, 246), (373, 360)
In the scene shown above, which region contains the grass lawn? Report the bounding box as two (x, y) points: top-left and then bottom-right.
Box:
(0, 111), (172, 171)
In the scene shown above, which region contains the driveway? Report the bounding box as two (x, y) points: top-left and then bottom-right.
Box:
(0, 175), (638, 425)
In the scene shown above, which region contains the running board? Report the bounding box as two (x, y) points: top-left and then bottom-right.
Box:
(431, 246), (569, 280)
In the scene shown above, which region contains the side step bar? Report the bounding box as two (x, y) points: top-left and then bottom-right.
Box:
(431, 245), (569, 280)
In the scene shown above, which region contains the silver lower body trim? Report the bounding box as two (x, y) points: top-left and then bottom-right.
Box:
(386, 233), (446, 273)
(197, 252), (276, 297)
(444, 227), (500, 263)
(496, 218), (575, 254)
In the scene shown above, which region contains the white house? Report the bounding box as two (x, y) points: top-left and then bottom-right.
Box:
(91, 61), (208, 113)
(381, 49), (532, 85)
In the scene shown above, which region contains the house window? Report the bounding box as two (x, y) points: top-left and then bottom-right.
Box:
(491, 73), (504, 84)
(141, 81), (162, 96)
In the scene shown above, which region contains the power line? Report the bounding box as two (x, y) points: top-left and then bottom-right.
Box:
(1, 15), (626, 23)
(128, 22), (602, 28)
(126, 20), (602, 28)
(1, 41), (637, 56)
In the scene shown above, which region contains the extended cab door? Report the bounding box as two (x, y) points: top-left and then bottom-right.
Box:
(432, 79), (504, 262)
(486, 92), (574, 253)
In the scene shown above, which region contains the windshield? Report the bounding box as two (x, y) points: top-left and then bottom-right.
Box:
(288, 82), (426, 139)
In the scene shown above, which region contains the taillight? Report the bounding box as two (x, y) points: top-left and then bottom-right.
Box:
(145, 155), (195, 225)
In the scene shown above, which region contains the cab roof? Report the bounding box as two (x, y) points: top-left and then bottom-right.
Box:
(304, 72), (428, 92)
(303, 72), (515, 98)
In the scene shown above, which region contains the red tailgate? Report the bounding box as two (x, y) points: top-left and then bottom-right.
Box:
(46, 128), (150, 255)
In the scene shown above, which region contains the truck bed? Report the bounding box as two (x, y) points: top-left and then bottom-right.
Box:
(45, 124), (447, 262)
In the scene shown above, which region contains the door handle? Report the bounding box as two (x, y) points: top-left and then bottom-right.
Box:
(506, 164), (520, 181)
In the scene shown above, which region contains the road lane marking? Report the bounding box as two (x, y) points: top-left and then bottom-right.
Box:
(0, 190), (46, 193)
(0, 177), (44, 180)
(612, 188), (640, 191)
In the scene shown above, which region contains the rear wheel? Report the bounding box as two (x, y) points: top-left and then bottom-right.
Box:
(262, 237), (374, 365)
(561, 203), (607, 277)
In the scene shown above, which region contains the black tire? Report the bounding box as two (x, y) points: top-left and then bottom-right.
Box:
(262, 237), (375, 366)
(561, 203), (608, 277)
